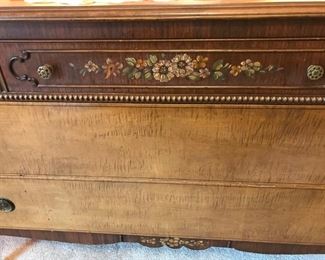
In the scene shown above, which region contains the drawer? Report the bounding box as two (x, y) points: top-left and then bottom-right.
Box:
(0, 103), (324, 185)
(1, 40), (325, 98)
(0, 178), (324, 245)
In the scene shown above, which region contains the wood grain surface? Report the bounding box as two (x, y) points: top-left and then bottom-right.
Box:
(0, 0), (325, 252)
(0, 178), (324, 245)
(0, 103), (324, 185)
(1, 1), (325, 20)
(1, 18), (325, 40)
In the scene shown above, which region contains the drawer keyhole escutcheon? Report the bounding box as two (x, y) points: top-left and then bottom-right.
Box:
(0, 198), (15, 213)
(37, 64), (54, 80)
(307, 65), (324, 81)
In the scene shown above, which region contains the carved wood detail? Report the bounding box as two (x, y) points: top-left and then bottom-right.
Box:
(139, 237), (210, 250)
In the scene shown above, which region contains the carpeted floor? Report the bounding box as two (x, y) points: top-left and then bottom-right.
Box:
(0, 235), (325, 260)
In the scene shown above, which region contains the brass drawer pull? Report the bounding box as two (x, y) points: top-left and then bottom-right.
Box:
(307, 65), (324, 81)
(9, 50), (39, 87)
(0, 198), (15, 213)
(37, 64), (53, 80)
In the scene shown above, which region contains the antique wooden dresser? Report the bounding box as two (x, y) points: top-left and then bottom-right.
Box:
(0, 0), (325, 254)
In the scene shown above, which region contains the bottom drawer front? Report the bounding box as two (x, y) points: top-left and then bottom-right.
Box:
(0, 179), (324, 245)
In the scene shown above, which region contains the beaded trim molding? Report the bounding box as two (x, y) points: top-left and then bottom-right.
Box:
(0, 93), (325, 105)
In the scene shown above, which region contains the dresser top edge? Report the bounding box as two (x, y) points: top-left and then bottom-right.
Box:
(1, 2), (325, 21)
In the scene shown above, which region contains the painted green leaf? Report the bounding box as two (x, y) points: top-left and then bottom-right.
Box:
(266, 65), (274, 71)
(224, 63), (232, 69)
(188, 71), (201, 81)
(213, 71), (223, 80)
(125, 57), (137, 66)
(212, 60), (224, 70)
(127, 68), (140, 79)
(149, 55), (158, 65)
(144, 67), (152, 74)
(122, 66), (133, 76)
(80, 68), (87, 77)
(188, 75), (200, 81)
(144, 71), (153, 80)
(245, 69), (255, 78)
(147, 59), (153, 67)
(134, 71), (142, 79)
(143, 67), (153, 79)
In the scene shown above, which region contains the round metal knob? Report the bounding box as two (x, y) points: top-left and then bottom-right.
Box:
(0, 198), (15, 213)
(37, 64), (53, 80)
(307, 65), (324, 81)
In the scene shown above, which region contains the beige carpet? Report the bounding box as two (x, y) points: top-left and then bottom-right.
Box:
(0, 235), (324, 260)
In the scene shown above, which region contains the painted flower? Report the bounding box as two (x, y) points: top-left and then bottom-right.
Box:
(152, 60), (175, 82)
(252, 61), (262, 71)
(171, 54), (194, 78)
(135, 59), (148, 70)
(199, 68), (210, 79)
(193, 56), (209, 69)
(84, 61), (99, 73)
(102, 58), (123, 79)
(230, 65), (242, 77)
(240, 59), (262, 77)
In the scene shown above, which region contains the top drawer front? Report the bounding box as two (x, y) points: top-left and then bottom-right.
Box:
(1, 40), (325, 100)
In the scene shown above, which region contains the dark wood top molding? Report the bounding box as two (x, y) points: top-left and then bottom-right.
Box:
(1, 2), (325, 21)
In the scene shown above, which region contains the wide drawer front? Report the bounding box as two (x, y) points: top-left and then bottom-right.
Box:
(1, 104), (324, 185)
(1, 40), (325, 98)
(0, 178), (324, 245)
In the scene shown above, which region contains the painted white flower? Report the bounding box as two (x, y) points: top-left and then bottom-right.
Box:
(152, 60), (175, 82)
(171, 54), (194, 78)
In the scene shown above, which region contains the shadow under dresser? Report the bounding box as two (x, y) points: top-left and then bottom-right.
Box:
(0, 0), (325, 254)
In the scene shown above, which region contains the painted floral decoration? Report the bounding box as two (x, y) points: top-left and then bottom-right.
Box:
(69, 59), (123, 79)
(76, 60), (100, 76)
(70, 53), (283, 83)
(102, 58), (123, 79)
(193, 55), (209, 69)
(152, 60), (175, 82)
(171, 54), (194, 78)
